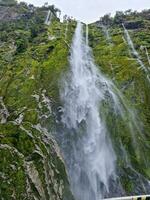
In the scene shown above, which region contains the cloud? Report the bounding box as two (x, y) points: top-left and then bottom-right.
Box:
(22, 0), (150, 23)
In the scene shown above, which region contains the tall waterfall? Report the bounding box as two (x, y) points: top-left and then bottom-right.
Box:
(59, 21), (150, 200)
(60, 22), (117, 200)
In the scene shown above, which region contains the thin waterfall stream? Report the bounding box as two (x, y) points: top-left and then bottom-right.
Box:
(122, 24), (150, 82)
(65, 20), (69, 40)
(102, 25), (112, 45)
(45, 10), (52, 25)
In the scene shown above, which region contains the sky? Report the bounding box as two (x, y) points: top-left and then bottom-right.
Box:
(20, 0), (150, 23)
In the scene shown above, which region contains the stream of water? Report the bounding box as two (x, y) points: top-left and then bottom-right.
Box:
(59, 21), (150, 200)
(122, 24), (150, 82)
(60, 21), (118, 200)
(45, 10), (52, 25)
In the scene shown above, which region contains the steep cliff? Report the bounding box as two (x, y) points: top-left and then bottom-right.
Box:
(0, 1), (150, 199)
(0, 2), (74, 200)
(89, 12), (150, 194)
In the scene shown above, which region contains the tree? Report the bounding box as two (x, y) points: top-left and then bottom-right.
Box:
(114, 11), (125, 24)
(125, 9), (132, 15)
(100, 14), (112, 26)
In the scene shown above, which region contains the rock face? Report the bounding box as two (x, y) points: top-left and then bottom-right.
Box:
(124, 21), (144, 29)
(0, 6), (19, 21)
(0, 2), (74, 200)
(0, 1), (150, 199)
(0, 125), (73, 200)
(89, 11), (150, 195)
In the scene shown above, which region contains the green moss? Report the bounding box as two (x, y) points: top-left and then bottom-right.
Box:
(89, 18), (150, 190)
(121, 173), (134, 193)
(0, 147), (26, 199)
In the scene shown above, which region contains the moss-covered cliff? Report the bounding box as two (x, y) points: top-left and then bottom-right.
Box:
(0, 1), (150, 199)
(0, 2), (75, 199)
(88, 12), (150, 194)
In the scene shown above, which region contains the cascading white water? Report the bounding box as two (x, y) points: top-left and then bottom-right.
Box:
(59, 21), (150, 200)
(60, 21), (117, 200)
(122, 24), (150, 82)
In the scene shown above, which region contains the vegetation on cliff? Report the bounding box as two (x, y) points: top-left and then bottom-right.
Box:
(0, 1), (75, 199)
(89, 10), (150, 194)
(0, 0), (150, 198)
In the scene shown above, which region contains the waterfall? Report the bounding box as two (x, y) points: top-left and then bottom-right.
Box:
(122, 24), (150, 82)
(45, 10), (52, 26)
(65, 20), (69, 40)
(145, 46), (150, 66)
(59, 21), (150, 200)
(102, 25), (112, 44)
(60, 22), (117, 200)
(86, 24), (89, 46)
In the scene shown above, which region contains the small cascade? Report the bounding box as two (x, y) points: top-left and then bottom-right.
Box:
(45, 10), (52, 26)
(145, 46), (150, 66)
(102, 25), (112, 44)
(65, 20), (69, 40)
(122, 24), (150, 82)
(86, 24), (89, 46)
(0, 97), (10, 124)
